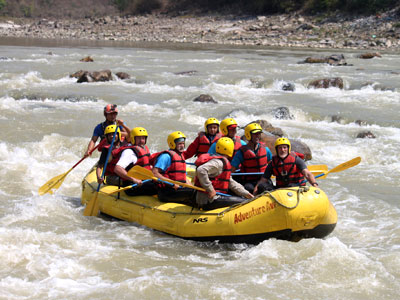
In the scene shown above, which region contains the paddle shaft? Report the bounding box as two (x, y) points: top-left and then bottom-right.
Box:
(106, 179), (151, 195)
(129, 165), (231, 197)
(72, 143), (101, 169)
(84, 129), (118, 216)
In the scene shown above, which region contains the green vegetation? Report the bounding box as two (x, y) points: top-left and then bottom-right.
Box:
(0, 0), (6, 12)
(113, 0), (162, 14)
(0, 0), (399, 17)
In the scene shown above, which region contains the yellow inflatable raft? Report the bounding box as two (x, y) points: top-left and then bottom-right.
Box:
(81, 167), (337, 244)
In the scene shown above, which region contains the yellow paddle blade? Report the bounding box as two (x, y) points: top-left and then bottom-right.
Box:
(319, 157), (361, 179)
(83, 192), (100, 216)
(38, 171), (69, 195)
(127, 166), (156, 180)
(308, 164), (328, 176)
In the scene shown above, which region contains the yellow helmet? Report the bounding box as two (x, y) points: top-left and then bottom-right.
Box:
(274, 137), (291, 152)
(104, 124), (121, 141)
(204, 117), (220, 134)
(220, 118), (238, 136)
(167, 131), (186, 149)
(245, 123), (263, 140)
(130, 127), (148, 143)
(216, 137), (234, 157)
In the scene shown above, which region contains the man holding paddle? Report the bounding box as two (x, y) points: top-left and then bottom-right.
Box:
(254, 137), (318, 194)
(113, 127), (157, 196)
(195, 137), (253, 208)
(96, 124), (126, 186)
(152, 131), (195, 203)
(84, 104), (129, 157)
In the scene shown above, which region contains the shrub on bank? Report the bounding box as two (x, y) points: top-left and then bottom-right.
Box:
(0, 0), (399, 17)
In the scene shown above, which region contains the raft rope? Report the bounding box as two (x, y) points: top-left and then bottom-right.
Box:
(87, 180), (309, 217)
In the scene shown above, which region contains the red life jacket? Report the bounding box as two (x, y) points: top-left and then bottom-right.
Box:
(239, 143), (268, 181)
(131, 145), (151, 170)
(103, 143), (129, 176)
(197, 132), (222, 156)
(271, 153), (305, 188)
(154, 150), (187, 184)
(97, 121), (125, 152)
(194, 154), (231, 194)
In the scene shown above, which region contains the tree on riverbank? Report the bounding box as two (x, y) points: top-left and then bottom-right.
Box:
(1, 0), (399, 18)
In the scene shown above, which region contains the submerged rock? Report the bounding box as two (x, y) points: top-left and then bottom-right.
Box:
(308, 77), (344, 89)
(356, 131), (376, 138)
(358, 52), (382, 59)
(80, 56), (94, 62)
(299, 54), (348, 66)
(272, 107), (294, 120)
(115, 72), (130, 80)
(193, 94), (217, 104)
(77, 69), (112, 83)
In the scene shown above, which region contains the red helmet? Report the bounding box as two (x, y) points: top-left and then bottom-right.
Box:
(104, 104), (118, 116)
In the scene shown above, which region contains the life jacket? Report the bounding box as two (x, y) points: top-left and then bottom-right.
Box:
(130, 145), (151, 170)
(197, 132), (222, 156)
(153, 150), (187, 185)
(214, 135), (242, 160)
(239, 143), (268, 181)
(97, 138), (108, 152)
(103, 142), (129, 176)
(194, 154), (231, 194)
(271, 153), (305, 188)
(97, 121), (125, 152)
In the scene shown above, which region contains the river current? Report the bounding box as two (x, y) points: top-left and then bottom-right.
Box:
(0, 38), (399, 299)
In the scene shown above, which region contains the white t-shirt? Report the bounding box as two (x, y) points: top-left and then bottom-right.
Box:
(116, 149), (137, 169)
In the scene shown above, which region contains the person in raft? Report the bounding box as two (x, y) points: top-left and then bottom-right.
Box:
(152, 131), (195, 203)
(84, 104), (130, 157)
(183, 117), (222, 159)
(207, 117), (246, 160)
(113, 127), (157, 196)
(253, 138), (318, 193)
(194, 137), (253, 208)
(96, 124), (128, 186)
(231, 123), (273, 194)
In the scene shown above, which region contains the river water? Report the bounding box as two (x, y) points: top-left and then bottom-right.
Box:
(0, 38), (399, 300)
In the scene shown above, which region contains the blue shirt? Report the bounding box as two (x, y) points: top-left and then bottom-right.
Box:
(154, 153), (172, 172)
(231, 144), (273, 169)
(208, 139), (247, 155)
(93, 122), (123, 138)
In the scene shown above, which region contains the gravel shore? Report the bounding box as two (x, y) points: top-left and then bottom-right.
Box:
(1, 11), (400, 50)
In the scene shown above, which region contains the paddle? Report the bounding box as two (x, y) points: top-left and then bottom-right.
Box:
(38, 144), (100, 196)
(105, 179), (151, 195)
(231, 164), (328, 177)
(128, 165), (231, 197)
(302, 156), (361, 184)
(83, 128), (118, 216)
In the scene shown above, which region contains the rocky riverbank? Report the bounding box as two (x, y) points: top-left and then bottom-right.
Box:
(1, 10), (400, 50)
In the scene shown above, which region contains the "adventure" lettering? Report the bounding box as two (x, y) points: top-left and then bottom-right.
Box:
(234, 201), (277, 224)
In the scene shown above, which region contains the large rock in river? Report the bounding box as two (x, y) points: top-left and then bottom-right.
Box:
(259, 135), (312, 161)
(193, 94), (217, 104)
(76, 70), (113, 83)
(244, 119), (312, 161)
(308, 77), (344, 89)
